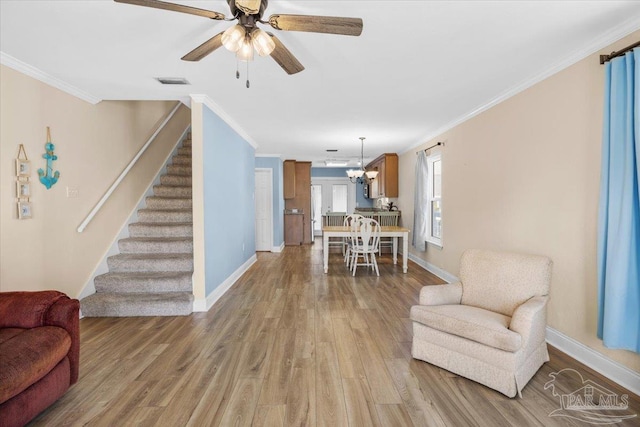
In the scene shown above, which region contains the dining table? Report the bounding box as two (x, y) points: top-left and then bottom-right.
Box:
(322, 225), (411, 274)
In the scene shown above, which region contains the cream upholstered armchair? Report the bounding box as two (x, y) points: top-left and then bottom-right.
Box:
(410, 249), (553, 398)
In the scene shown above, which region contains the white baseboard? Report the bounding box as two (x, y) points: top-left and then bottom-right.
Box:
(546, 327), (640, 396)
(408, 253), (459, 283)
(192, 254), (257, 312)
(411, 254), (640, 396)
(272, 242), (285, 253)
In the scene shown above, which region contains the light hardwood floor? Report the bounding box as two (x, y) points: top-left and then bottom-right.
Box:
(31, 241), (640, 426)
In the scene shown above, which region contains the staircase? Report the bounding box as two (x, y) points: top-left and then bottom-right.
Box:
(81, 137), (194, 317)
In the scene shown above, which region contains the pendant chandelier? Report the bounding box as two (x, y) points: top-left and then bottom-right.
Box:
(346, 137), (378, 184)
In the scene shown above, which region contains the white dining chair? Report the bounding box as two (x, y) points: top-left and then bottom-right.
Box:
(350, 218), (381, 276)
(343, 214), (364, 267)
(323, 212), (347, 252)
(377, 211), (400, 255)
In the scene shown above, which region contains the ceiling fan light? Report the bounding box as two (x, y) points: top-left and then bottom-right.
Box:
(251, 28), (275, 56)
(236, 38), (254, 62)
(222, 24), (246, 52)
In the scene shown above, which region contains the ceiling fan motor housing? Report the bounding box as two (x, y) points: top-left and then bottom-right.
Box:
(227, 0), (268, 18)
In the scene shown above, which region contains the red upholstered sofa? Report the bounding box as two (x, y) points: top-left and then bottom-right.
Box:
(0, 291), (80, 427)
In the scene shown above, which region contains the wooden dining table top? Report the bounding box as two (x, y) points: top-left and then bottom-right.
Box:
(322, 225), (410, 232)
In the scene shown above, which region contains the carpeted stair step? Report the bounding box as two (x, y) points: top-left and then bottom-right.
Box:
(172, 155), (191, 165)
(81, 292), (193, 317)
(167, 165), (192, 176)
(129, 222), (192, 238)
(118, 237), (193, 254)
(84, 134), (194, 318)
(145, 197), (192, 210)
(94, 271), (192, 293)
(160, 175), (192, 186)
(138, 209), (192, 223)
(153, 185), (192, 198)
(107, 253), (193, 273)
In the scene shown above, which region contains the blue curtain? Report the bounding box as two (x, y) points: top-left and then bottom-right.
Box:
(597, 48), (640, 353)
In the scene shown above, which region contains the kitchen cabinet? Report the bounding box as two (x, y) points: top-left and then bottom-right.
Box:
(283, 160), (296, 199)
(284, 213), (303, 245)
(366, 153), (398, 198)
(284, 161), (312, 244)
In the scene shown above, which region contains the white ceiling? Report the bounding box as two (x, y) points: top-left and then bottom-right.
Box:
(2, 1), (640, 166)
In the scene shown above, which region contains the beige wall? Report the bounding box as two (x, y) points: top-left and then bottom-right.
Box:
(0, 65), (190, 298)
(397, 30), (640, 372)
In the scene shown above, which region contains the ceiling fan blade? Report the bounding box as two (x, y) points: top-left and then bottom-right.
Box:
(268, 14), (363, 36)
(114, 0), (225, 20)
(268, 33), (304, 75)
(181, 32), (224, 61)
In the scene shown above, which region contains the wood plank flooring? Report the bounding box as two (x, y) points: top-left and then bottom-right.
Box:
(30, 241), (640, 426)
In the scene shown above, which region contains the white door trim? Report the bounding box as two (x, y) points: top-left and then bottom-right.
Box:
(311, 177), (356, 236)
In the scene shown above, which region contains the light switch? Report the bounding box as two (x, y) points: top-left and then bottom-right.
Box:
(66, 186), (79, 198)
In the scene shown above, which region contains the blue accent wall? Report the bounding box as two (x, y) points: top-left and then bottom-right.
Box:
(202, 105), (255, 295)
(311, 167), (374, 208)
(255, 157), (284, 248)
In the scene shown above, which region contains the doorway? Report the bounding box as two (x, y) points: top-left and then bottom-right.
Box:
(311, 178), (356, 236)
(255, 168), (273, 251)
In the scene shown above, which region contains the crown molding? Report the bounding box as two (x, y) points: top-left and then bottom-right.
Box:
(402, 17), (640, 155)
(0, 52), (102, 105)
(190, 94), (258, 150)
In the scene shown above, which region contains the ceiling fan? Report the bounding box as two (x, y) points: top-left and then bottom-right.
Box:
(115, 0), (363, 79)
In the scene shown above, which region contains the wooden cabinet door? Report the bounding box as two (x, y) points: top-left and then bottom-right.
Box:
(284, 214), (303, 245)
(283, 160), (296, 199)
(384, 154), (398, 198)
(378, 160), (386, 197)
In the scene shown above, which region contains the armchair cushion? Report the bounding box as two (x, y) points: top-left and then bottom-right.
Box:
(411, 304), (522, 352)
(419, 283), (462, 306)
(459, 249), (552, 316)
(0, 326), (71, 403)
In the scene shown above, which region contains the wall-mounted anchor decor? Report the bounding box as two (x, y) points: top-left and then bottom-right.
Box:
(38, 127), (60, 189)
(15, 144), (32, 219)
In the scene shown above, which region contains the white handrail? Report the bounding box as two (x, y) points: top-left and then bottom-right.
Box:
(77, 102), (183, 233)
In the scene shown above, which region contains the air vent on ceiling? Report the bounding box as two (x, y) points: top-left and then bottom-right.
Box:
(156, 77), (190, 85)
(326, 149), (338, 152)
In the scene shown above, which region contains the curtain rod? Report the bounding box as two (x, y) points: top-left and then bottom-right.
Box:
(416, 141), (444, 154)
(600, 40), (640, 64)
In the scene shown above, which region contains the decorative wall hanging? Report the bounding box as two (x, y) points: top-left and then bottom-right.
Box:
(38, 127), (60, 189)
(15, 144), (32, 220)
(17, 201), (33, 219)
(15, 145), (30, 177)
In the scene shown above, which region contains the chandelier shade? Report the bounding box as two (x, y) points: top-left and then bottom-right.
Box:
(347, 137), (376, 184)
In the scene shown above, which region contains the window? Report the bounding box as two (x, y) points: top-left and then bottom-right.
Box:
(426, 153), (442, 246)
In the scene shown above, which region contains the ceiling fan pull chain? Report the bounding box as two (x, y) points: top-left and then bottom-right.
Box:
(246, 61), (250, 88)
(236, 58), (240, 80)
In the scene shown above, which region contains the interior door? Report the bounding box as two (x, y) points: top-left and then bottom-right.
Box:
(255, 169), (273, 251)
(311, 178), (355, 236)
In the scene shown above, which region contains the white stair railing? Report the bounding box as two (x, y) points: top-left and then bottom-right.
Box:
(77, 102), (183, 233)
